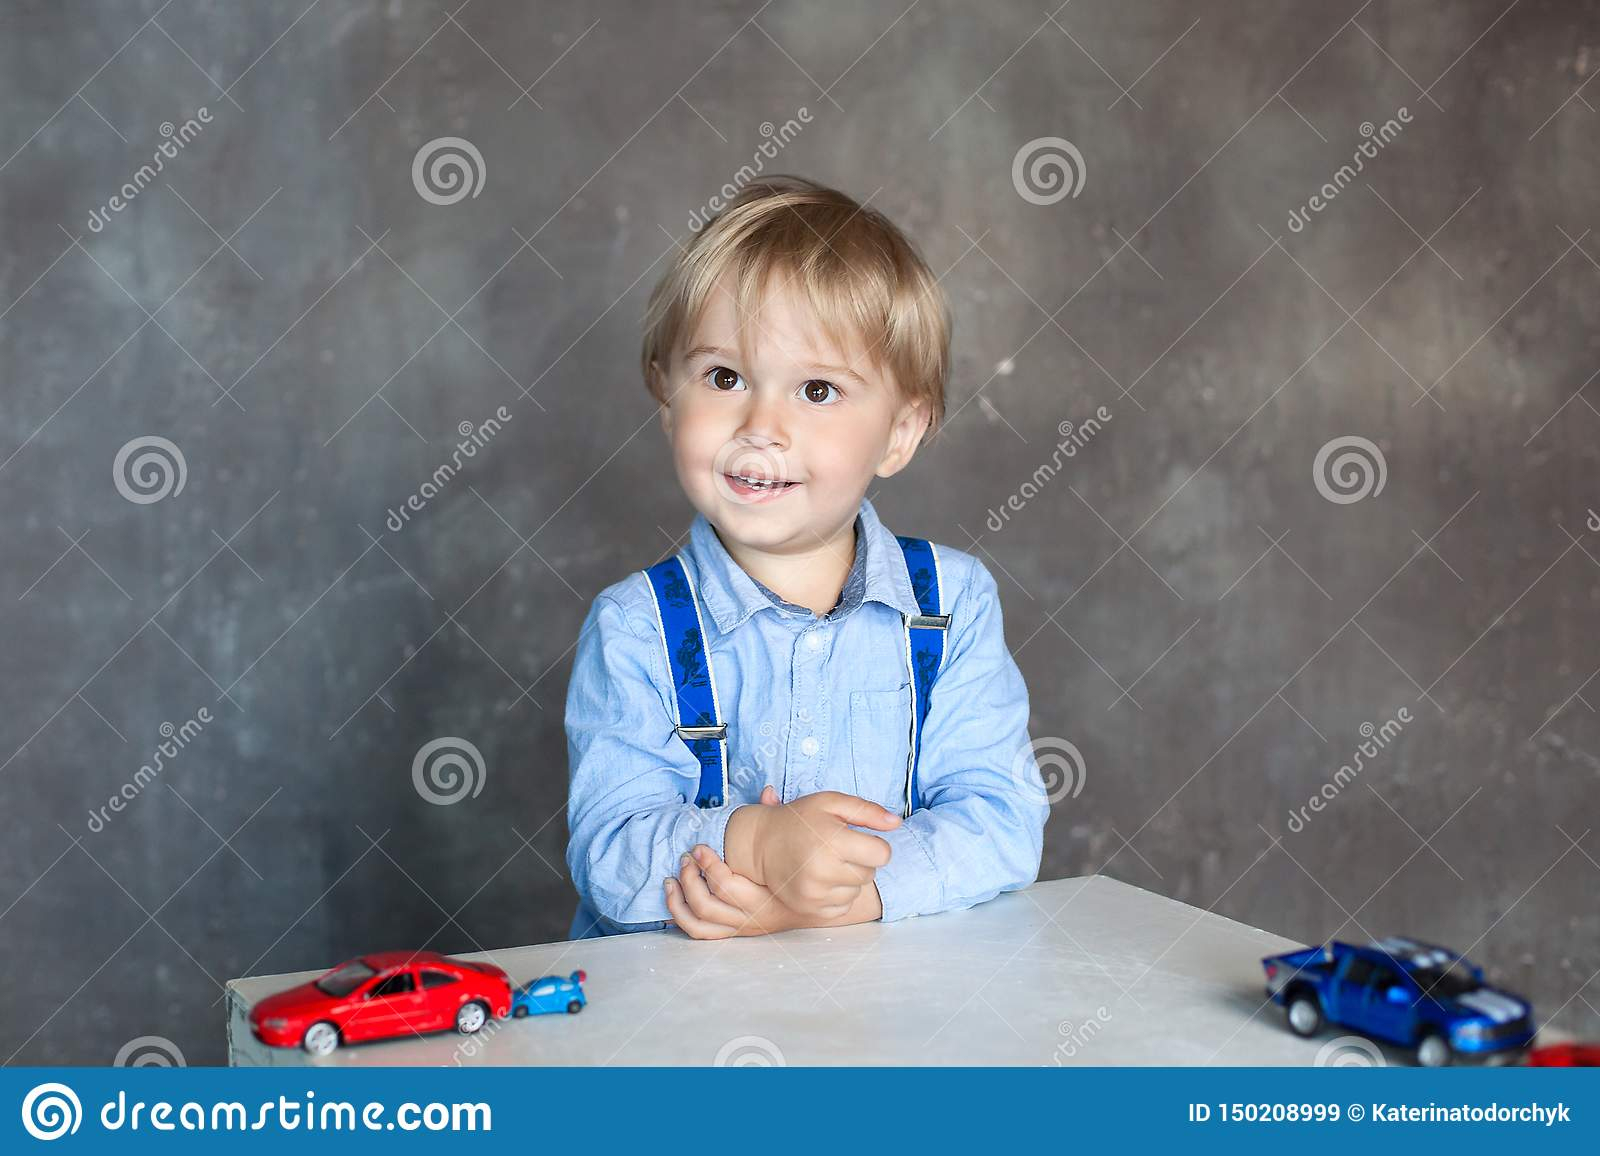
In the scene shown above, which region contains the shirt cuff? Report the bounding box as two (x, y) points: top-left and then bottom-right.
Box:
(871, 820), (942, 922)
(690, 799), (738, 864)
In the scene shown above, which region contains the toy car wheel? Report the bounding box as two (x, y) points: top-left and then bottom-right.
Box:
(566, 1000), (583, 1014)
(1416, 1032), (1453, 1068)
(1285, 993), (1323, 1037)
(512, 1006), (528, 1019)
(302, 1022), (339, 1057)
(455, 1001), (488, 1034)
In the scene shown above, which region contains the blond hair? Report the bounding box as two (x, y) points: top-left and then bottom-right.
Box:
(641, 176), (950, 439)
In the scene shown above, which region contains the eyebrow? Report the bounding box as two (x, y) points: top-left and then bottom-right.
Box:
(683, 344), (871, 387)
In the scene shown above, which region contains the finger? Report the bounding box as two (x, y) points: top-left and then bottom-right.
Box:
(833, 828), (894, 870)
(784, 842), (876, 889)
(814, 791), (902, 831)
(695, 848), (785, 918)
(678, 854), (750, 928)
(664, 876), (736, 940)
(805, 853), (876, 888)
(759, 785), (781, 806)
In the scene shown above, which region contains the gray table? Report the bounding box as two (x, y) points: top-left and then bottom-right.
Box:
(225, 875), (1359, 1066)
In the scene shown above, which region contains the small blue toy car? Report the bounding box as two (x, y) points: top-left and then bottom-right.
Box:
(1263, 937), (1534, 1066)
(510, 969), (587, 1018)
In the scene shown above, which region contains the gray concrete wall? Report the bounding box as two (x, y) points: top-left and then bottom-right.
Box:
(1, 1), (1595, 1065)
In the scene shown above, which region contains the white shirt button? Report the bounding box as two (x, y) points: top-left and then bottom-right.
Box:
(805, 632), (822, 651)
(800, 736), (820, 757)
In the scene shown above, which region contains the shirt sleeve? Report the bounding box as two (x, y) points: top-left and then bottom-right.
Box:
(871, 557), (1049, 922)
(564, 591), (739, 931)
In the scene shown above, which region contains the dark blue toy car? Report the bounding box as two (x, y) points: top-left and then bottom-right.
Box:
(510, 969), (587, 1018)
(1263, 937), (1534, 1066)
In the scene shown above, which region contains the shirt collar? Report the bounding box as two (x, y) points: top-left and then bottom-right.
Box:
(682, 496), (921, 633)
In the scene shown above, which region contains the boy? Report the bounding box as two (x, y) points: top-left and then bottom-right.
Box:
(564, 176), (1047, 940)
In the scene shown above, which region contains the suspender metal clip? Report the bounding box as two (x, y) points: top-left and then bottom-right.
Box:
(674, 724), (727, 741)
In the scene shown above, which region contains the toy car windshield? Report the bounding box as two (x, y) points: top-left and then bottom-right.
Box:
(1411, 961), (1479, 998)
(315, 961), (376, 997)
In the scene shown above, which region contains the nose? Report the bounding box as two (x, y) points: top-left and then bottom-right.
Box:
(733, 383), (788, 449)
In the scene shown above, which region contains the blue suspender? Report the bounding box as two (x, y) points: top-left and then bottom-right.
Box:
(895, 536), (948, 816)
(643, 555), (728, 808)
(642, 536), (948, 814)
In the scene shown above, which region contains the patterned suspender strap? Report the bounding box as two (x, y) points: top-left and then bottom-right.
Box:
(895, 536), (950, 817)
(643, 555), (728, 808)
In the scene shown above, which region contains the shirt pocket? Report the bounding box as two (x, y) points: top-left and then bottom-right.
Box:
(848, 688), (912, 814)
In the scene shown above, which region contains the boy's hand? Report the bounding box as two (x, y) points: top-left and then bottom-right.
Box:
(663, 839), (803, 939)
(724, 784), (900, 919)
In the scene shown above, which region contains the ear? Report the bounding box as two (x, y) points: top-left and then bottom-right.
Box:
(651, 359), (673, 437)
(875, 397), (930, 479)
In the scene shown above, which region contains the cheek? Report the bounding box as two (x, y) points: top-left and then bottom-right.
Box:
(669, 403), (735, 481)
(809, 418), (887, 476)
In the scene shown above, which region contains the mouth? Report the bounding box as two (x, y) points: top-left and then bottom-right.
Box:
(722, 472), (801, 501)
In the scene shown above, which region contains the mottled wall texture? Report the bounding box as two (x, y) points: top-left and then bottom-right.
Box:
(2, 1), (1596, 1065)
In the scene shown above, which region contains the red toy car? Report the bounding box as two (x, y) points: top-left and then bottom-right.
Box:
(1525, 1043), (1600, 1066)
(250, 950), (513, 1056)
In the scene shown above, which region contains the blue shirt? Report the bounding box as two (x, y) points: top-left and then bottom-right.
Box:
(564, 496), (1047, 939)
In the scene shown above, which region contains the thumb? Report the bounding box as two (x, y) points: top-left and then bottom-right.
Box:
(760, 785), (781, 806)
(818, 791), (902, 831)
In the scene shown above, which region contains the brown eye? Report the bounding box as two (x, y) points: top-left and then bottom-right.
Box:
(708, 366), (743, 391)
(802, 380), (839, 405)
